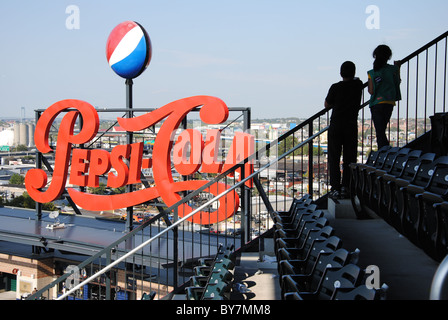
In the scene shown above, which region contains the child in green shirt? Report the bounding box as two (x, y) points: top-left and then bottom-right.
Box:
(368, 45), (401, 149)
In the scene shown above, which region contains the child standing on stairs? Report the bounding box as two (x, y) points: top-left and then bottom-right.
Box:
(325, 61), (364, 199)
(367, 45), (402, 149)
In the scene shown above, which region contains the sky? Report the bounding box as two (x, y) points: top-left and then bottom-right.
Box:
(0, 0), (447, 121)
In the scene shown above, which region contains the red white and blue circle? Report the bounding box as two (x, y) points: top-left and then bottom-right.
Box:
(106, 21), (152, 79)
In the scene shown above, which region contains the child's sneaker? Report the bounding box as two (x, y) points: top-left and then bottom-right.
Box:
(329, 189), (341, 200)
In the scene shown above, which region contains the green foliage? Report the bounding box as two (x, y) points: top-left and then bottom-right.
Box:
(9, 144), (28, 152)
(9, 173), (25, 185)
(42, 202), (57, 211)
(5, 191), (56, 210)
(88, 182), (107, 194)
(278, 136), (324, 156)
(88, 183), (126, 195)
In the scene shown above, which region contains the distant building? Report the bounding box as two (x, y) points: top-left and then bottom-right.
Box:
(11, 122), (35, 147)
(0, 129), (14, 147)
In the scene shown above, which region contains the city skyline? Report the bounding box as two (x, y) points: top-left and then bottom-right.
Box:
(0, 1), (447, 121)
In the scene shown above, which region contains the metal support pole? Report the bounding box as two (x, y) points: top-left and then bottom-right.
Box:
(106, 249), (111, 300)
(173, 207), (179, 290)
(253, 175), (273, 213)
(243, 108), (251, 244)
(308, 121), (314, 197)
(79, 115), (86, 194)
(126, 79), (134, 233)
(240, 165), (248, 244)
(35, 111), (42, 220)
(124, 79), (135, 298)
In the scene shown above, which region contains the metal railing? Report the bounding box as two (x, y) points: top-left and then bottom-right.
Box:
(53, 128), (326, 300)
(27, 30), (448, 300)
(430, 254), (448, 300)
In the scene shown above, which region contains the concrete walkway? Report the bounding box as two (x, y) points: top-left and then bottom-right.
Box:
(231, 252), (281, 300)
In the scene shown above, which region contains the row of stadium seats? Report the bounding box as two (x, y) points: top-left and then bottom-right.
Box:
(349, 146), (448, 261)
(271, 195), (388, 300)
(184, 244), (236, 300)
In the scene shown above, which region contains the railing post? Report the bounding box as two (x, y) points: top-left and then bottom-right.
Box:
(240, 165), (249, 244)
(106, 249), (111, 300)
(243, 108), (252, 243)
(244, 185), (251, 243)
(173, 206), (179, 290)
(308, 121), (314, 197)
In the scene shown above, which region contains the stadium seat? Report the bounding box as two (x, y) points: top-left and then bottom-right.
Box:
(415, 157), (448, 260)
(389, 152), (436, 233)
(400, 154), (442, 246)
(349, 146), (392, 218)
(202, 280), (232, 300)
(279, 247), (360, 293)
(272, 194), (312, 223)
(274, 204), (318, 226)
(282, 264), (363, 300)
(276, 224), (334, 252)
(283, 292), (303, 300)
(372, 148), (411, 218)
(275, 225), (334, 272)
(141, 291), (156, 300)
(190, 266), (233, 287)
(197, 245), (235, 267)
(274, 204), (318, 228)
(274, 214), (328, 257)
(377, 149), (422, 222)
(275, 216), (329, 245)
(332, 284), (388, 300)
(274, 210), (324, 239)
(186, 280), (231, 300)
(434, 201), (448, 260)
(364, 147), (401, 212)
(185, 244), (235, 300)
(276, 236), (343, 274)
(193, 257), (234, 277)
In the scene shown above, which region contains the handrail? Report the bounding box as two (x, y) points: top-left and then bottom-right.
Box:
(430, 254), (448, 300)
(400, 31), (448, 65)
(56, 127), (328, 300)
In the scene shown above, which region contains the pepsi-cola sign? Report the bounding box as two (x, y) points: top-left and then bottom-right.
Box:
(25, 97), (254, 225)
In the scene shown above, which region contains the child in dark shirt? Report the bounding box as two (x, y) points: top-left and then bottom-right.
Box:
(325, 61), (364, 199)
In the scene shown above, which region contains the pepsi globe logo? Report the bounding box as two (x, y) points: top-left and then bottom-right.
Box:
(106, 21), (152, 79)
